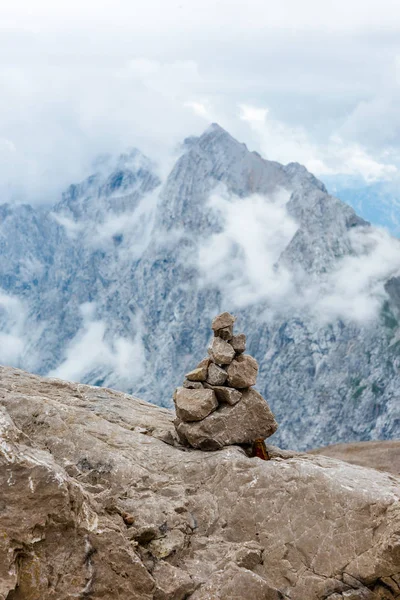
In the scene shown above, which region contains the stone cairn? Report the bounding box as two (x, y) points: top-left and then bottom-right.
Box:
(173, 312), (278, 453)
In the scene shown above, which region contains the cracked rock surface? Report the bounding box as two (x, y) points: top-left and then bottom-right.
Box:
(0, 366), (399, 599)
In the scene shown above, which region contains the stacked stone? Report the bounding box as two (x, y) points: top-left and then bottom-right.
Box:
(173, 312), (278, 451)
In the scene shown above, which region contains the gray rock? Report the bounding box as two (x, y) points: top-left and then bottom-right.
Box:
(211, 312), (236, 331)
(226, 354), (259, 388)
(207, 363), (228, 386)
(208, 337), (235, 365)
(215, 325), (234, 341)
(186, 358), (210, 382)
(183, 379), (204, 389)
(174, 387), (218, 422)
(204, 384), (242, 406)
(231, 334), (246, 354)
(176, 388), (277, 449)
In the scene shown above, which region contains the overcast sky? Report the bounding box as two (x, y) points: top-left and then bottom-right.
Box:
(2, 0), (400, 203)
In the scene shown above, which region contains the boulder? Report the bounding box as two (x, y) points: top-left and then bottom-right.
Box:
(226, 354), (259, 388)
(176, 388), (277, 449)
(211, 312), (236, 332)
(186, 358), (210, 382)
(208, 337), (235, 365)
(174, 387), (218, 422)
(207, 363), (228, 386)
(204, 384), (242, 406)
(1, 366), (399, 600)
(231, 333), (246, 354)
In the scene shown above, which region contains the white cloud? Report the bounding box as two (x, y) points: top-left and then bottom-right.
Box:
(239, 103), (398, 182)
(184, 101), (211, 119)
(197, 189), (400, 324)
(308, 227), (400, 323)
(48, 303), (146, 390)
(198, 187), (298, 308)
(0, 291), (27, 365)
(1, 0), (400, 205)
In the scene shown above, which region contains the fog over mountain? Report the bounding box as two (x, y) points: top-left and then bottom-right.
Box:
(1, 124), (400, 450)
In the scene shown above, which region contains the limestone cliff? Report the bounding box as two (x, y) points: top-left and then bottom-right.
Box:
(0, 366), (399, 599)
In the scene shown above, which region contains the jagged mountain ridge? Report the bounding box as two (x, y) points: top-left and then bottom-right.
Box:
(0, 123), (399, 450)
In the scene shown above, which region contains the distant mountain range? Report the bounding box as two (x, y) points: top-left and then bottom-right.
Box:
(1, 123), (400, 450)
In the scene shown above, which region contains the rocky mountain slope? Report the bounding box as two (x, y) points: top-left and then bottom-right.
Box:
(1, 124), (400, 450)
(1, 366), (399, 600)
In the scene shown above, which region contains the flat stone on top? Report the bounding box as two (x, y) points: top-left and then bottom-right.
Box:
(211, 312), (236, 332)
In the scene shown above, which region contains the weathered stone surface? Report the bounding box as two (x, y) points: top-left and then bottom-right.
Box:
(211, 311), (236, 331)
(186, 358), (210, 382)
(215, 325), (233, 341)
(153, 562), (196, 600)
(208, 337), (235, 365)
(174, 387), (218, 422)
(226, 354), (259, 388)
(1, 366), (399, 600)
(207, 363), (228, 386)
(183, 379), (204, 389)
(176, 388), (277, 449)
(231, 333), (246, 354)
(189, 563), (281, 600)
(310, 440), (400, 476)
(148, 529), (186, 558)
(204, 384), (242, 406)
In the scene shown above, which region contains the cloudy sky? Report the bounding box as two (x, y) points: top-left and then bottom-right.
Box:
(2, 0), (400, 203)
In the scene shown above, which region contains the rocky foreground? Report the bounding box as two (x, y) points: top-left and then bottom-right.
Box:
(1, 366), (400, 600)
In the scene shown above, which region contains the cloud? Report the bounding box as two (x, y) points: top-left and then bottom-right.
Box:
(2, 0), (400, 206)
(0, 290), (27, 365)
(307, 227), (400, 323)
(239, 104), (398, 182)
(197, 188), (400, 324)
(52, 185), (160, 260)
(48, 302), (146, 390)
(198, 187), (298, 308)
